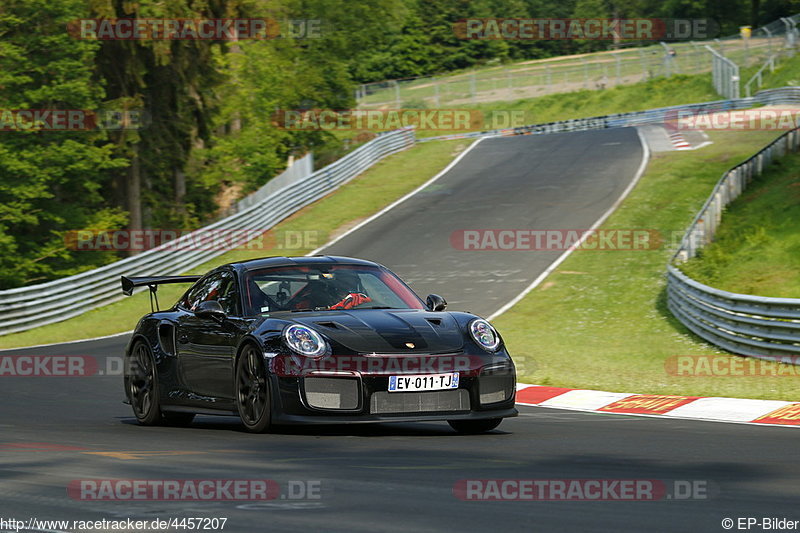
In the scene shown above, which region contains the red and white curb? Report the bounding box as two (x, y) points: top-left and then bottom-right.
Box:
(515, 384), (800, 428)
(666, 129), (691, 150)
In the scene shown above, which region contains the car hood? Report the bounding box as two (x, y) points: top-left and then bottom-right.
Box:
(290, 309), (465, 354)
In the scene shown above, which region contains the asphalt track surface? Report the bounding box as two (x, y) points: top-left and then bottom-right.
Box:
(323, 127), (645, 317)
(2, 128), (797, 533)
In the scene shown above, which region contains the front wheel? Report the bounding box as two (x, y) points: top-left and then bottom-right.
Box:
(125, 341), (162, 425)
(448, 418), (502, 434)
(235, 344), (271, 433)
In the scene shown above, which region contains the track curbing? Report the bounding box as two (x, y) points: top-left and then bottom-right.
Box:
(516, 383), (800, 428)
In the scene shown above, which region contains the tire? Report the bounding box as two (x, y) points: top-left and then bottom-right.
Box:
(125, 341), (162, 426)
(162, 412), (195, 427)
(448, 418), (502, 434)
(235, 343), (271, 433)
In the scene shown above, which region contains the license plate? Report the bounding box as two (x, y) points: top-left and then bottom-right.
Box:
(388, 373), (459, 392)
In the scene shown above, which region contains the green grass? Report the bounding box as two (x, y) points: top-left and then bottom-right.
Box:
(399, 51), (800, 139)
(0, 139), (468, 349)
(360, 37), (775, 109)
(750, 52), (800, 91)
(414, 74), (721, 138)
(492, 129), (800, 401)
(680, 150), (800, 298)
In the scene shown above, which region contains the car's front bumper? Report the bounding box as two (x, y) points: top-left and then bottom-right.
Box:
(270, 407), (518, 425)
(267, 353), (517, 424)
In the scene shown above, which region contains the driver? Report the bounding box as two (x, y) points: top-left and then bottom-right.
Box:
(329, 270), (372, 310)
(289, 270), (373, 310)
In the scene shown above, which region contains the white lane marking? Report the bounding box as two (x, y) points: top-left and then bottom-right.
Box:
(0, 330), (133, 352)
(488, 127), (651, 320)
(309, 136), (487, 256)
(538, 389), (632, 410)
(515, 385), (800, 428)
(519, 402), (800, 429)
(666, 397), (790, 422)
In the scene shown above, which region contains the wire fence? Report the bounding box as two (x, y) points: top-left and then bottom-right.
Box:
(357, 14), (799, 108)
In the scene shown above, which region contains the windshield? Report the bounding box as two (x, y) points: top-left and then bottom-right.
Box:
(243, 264), (425, 315)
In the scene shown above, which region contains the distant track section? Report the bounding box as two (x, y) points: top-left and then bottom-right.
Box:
(321, 127), (646, 317)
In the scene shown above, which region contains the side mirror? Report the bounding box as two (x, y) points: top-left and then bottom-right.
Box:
(195, 300), (226, 321)
(426, 294), (447, 312)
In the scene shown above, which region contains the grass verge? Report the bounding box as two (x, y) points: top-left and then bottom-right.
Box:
(415, 74), (721, 139)
(412, 53), (800, 139)
(680, 150), (800, 298)
(492, 129), (800, 401)
(0, 140), (467, 349)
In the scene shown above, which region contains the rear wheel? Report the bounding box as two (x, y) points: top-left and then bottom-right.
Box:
(236, 344), (271, 433)
(448, 418), (502, 434)
(125, 341), (162, 425)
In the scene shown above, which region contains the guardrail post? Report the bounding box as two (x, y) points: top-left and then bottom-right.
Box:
(393, 80), (401, 108)
(470, 71), (477, 104)
(581, 58), (589, 88)
(638, 48), (647, 80)
(660, 42), (672, 77)
(764, 27), (773, 57)
(782, 18), (797, 53)
(689, 41), (702, 72)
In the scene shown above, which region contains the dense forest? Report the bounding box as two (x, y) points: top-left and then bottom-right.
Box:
(0, 0), (797, 289)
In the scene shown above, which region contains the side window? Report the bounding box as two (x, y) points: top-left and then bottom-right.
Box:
(182, 273), (225, 312)
(216, 273), (240, 316)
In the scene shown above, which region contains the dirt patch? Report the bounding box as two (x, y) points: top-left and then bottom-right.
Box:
(540, 281), (556, 291)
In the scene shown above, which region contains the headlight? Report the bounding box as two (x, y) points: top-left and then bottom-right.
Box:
(469, 319), (500, 351)
(283, 324), (327, 357)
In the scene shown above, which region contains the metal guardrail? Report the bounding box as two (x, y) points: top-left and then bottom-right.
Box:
(0, 128), (416, 336)
(4, 87), (800, 337)
(418, 86), (800, 143)
(707, 45), (740, 99)
(667, 127), (800, 359)
(745, 55), (777, 97)
(415, 85), (800, 359)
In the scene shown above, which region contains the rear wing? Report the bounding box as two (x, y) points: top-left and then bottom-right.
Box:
(121, 275), (202, 311)
(121, 275), (202, 296)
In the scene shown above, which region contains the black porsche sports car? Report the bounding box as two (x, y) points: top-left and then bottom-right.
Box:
(121, 256), (517, 433)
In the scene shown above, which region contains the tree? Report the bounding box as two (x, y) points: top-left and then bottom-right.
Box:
(0, 0), (127, 288)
